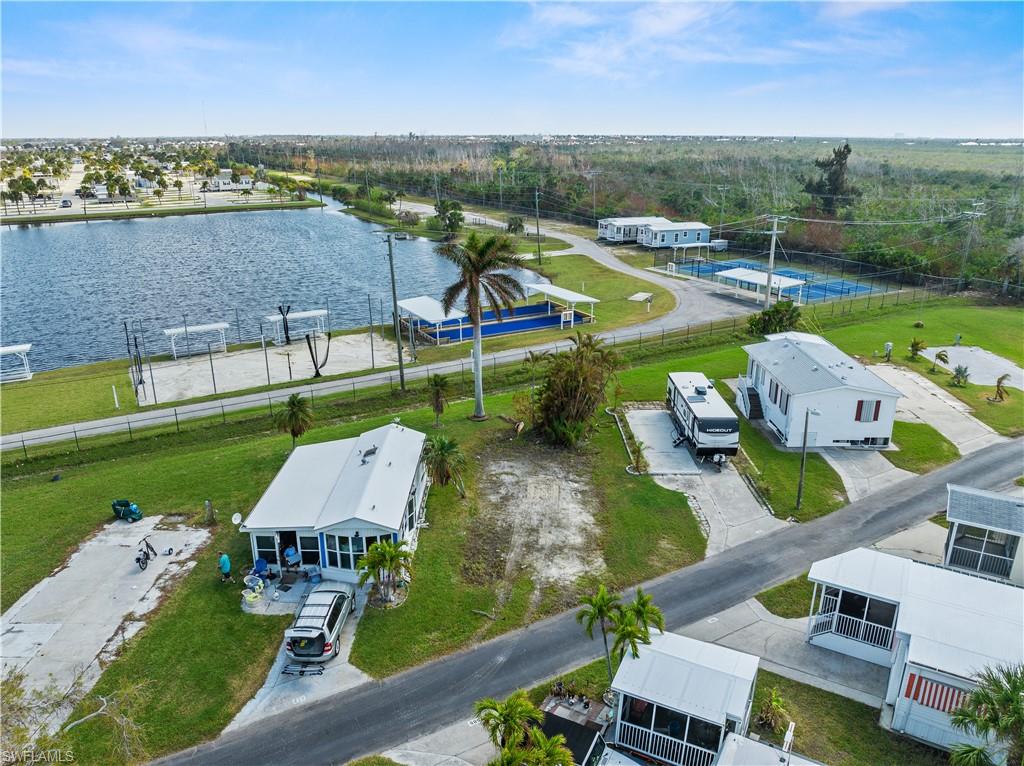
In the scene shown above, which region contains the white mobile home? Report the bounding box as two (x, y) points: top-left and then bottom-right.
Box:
(666, 372), (738, 459)
(807, 548), (1023, 757)
(943, 484), (1024, 584)
(610, 632), (759, 766)
(240, 423), (428, 584)
(736, 331), (901, 448)
(637, 222), (711, 249)
(598, 216), (672, 243)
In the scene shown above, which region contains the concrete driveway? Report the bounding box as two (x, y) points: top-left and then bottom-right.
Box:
(1, 516), (208, 715)
(624, 409), (700, 475)
(922, 346), (1024, 389)
(822, 448), (915, 501)
(872, 364), (1005, 454)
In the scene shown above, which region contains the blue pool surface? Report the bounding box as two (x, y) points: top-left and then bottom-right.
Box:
(673, 258), (877, 303)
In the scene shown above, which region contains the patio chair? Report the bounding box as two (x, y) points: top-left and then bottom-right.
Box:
(249, 558), (271, 585)
(282, 546), (301, 572)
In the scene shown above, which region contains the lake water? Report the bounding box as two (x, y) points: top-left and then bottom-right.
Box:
(1, 200), (538, 372)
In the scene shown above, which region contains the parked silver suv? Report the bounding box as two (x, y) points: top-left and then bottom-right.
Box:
(284, 582), (356, 663)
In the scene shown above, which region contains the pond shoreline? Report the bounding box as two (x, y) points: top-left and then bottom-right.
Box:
(0, 198), (323, 227)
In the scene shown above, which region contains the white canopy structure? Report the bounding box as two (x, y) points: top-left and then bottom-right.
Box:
(0, 344), (33, 382)
(525, 283), (598, 316)
(397, 296), (467, 325)
(263, 309), (328, 345)
(163, 322), (228, 359)
(715, 267), (805, 303)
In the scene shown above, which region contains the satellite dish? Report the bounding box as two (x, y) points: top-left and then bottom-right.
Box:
(231, 513), (242, 525)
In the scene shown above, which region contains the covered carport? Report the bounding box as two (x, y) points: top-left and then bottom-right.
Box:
(714, 267), (805, 305)
(397, 296), (467, 346)
(524, 283), (599, 328)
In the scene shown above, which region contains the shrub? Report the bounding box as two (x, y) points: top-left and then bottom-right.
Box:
(756, 687), (790, 734)
(748, 301), (800, 336)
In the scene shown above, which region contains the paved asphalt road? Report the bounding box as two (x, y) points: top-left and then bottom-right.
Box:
(3, 209), (752, 450)
(159, 437), (1023, 766)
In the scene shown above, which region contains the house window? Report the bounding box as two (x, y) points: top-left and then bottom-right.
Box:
(299, 535), (320, 566)
(406, 495), (417, 532)
(659, 234), (665, 243)
(769, 379), (779, 404)
(621, 695), (654, 728)
(653, 706), (686, 740)
(673, 233), (679, 243)
(325, 534), (339, 568)
(780, 390), (790, 415)
(254, 535), (278, 565)
(697, 231), (703, 242)
(855, 400), (881, 422)
(682, 231), (689, 238)
(686, 717), (721, 750)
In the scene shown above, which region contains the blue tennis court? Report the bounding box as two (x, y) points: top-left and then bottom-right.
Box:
(417, 301), (593, 344)
(671, 257), (877, 303)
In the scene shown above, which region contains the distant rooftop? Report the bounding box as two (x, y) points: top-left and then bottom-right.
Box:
(947, 483), (1024, 534)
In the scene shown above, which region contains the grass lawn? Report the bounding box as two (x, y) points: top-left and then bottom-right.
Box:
(884, 421), (961, 473)
(752, 670), (946, 766)
(756, 573), (814, 619)
(930, 512), (950, 528)
(347, 758), (404, 766)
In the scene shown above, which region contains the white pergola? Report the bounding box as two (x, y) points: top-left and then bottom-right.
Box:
(263, 309), (328, 345)
(715, 267), (805, 304)
(0, 344), (33, 382)
(163, 322), (229, 359)
(524, 283), (599, 328)
(670, 241), (713, 261)
(397, 296), (467, 342)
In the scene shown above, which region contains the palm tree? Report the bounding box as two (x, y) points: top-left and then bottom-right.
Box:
(273, 393), (314, 450)
(909, 337), (927, 359)
(576, 584), (621, 687)
(437, 232), (525, 419)
(952, 365), (971, 387)
(930, 349), (949, 373)
(422, 433), (467, 495)
(357, 538), (412, 603)
(241, 188), (253, 203)
(994, 373), (1011, 402)
(428, 374), (450, 427)
(474, 690), (543, 749)
(396, 190), (406, 212)
(173, 178), (184, 198)
(153, 188), (164, 206)
(525, 730), (574, 766)
(523, 349), (550, 390)
(950, 664), (1024, 766)
(611, 608), (649, 662)
(487, 747), (530, 766)
(625, 587), (665, 639)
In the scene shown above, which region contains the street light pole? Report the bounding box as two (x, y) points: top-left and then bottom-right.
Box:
(796, 408), (821, 511)
(386, 233), (406, 390)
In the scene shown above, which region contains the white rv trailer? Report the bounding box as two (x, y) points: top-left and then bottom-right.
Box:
(666, 372), (739, 459)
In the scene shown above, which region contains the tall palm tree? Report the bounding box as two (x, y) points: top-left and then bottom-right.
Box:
(396, 190), (406, 212)
(437, 232), (524, 419)
(474, 690), (543, 749)
(611, 609), (649, 662)
(273, 393), (314, 450)
(487, 747), (530, 766)
(994, 373), (1011, 402)
(909, 337), (927, 359)
(576, 584), (621, 687)
(950, 664), (1024, 766)
(428, 374), (450, 427)
(625, 587), (665, 639)
(525, 730), (574, 766)
(241, 188), (253, 203)
(422, 433), (467, 495)
(930, 349), (949, 373)
(357, 538), (412, 603)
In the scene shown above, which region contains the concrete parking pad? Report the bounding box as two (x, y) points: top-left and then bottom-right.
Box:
(624, 409), (700, 475)
(386, 718), (495, 766)
(922, 346), (1024, 389)
(823, 448), (915, 501)
(873, 520), (948, 563)
(226, 589), (371, 731)
(0, 516), (208, 714)
(871, 364), (1005, 454)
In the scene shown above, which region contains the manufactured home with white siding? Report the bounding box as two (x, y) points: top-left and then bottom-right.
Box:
(736, 331), (901, 449)
(637, 222), (712, 249)
(943, 484), (1024, 585)
(598, 216), (672, 243)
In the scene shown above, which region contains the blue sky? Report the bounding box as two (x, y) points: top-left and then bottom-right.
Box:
(2, 2), (1022, 138)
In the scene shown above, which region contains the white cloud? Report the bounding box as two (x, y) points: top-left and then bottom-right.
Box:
(817, 2), (909, 21)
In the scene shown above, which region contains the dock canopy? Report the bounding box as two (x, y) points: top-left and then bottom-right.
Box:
(163, 322), (228, 359)
(525, 283), (599, 315)
(263, 309), (328, 345)
(0, 343), (33, 382)
(397, 296), (467, 325)
(715, 267), (805, 303)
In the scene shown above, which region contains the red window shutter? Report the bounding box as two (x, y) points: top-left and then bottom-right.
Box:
(855, 400), (864, 421)
(873, 400), (881, 422)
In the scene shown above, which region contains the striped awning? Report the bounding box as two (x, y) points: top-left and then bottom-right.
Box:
(904, 672), (969, 713)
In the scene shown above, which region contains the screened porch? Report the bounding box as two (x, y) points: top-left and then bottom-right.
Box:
(615, 694), (725, 766)
(943, 522), (1019, 580)
(806, 582), (898, 651)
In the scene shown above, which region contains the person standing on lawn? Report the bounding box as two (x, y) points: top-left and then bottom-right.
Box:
(218, 551), (235, 583)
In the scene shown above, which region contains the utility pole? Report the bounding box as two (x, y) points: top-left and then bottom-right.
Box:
(433, 173), (440, 206)
(534, 187), (542, 265)
(958, 202), (985, 291)
(386, 234), (406, 390)
(583, 170), (601, 223)
(763, 215), (784, 308)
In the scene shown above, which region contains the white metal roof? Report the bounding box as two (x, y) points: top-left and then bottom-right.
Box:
(163, 322), (229, 337)
(525, 283), (599, 305)
(611, 632), (758, 725)
(717, 267), (804, 290)
(809, 548), (1024, 680)
(397, 296), (467, 324)
(644, 221), (711, 232)
(670, 242), (714, 251)
(628, 292), (653, 302)
(241, 423), (425, 533)
(717, 733), (824, 766)
(0, 344), (32, 355)
(946, 483), (1024, 534)
(667, 373), (735, 420)
(600, 216), (672, 226)
(264, 309), (328, 323)
(743, 334), (902, 397)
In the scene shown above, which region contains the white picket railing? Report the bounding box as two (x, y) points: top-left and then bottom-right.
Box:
(617, 722), (717, 766)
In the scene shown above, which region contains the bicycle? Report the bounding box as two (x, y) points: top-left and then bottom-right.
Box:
(135, 535), (158, 571)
